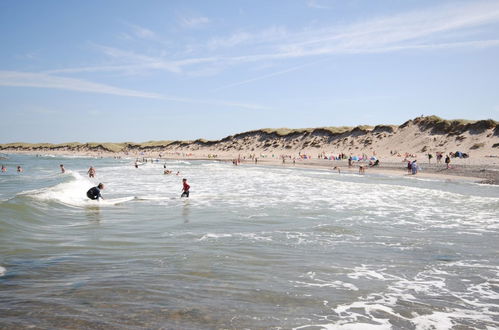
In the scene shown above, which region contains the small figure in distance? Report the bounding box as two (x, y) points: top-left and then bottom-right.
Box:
(333, 166), (341, 174)
(445, 155), (451, 169)
(17, 165), (23, 173)
(60, 164), (65, 173)
(411, 160), (419, 175)
(134, 162), (139, 168)
(181, 178), (190, 198)
(87, 166), (96, 178)
(359, 165), (365, 175)
(87, 183), (104, 200)
(1, 165), (6, 172)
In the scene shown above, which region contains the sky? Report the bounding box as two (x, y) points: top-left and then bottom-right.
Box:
(0, 0), (498, 143)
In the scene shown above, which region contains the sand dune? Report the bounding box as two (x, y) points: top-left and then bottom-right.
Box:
(2, 116), (498, 183)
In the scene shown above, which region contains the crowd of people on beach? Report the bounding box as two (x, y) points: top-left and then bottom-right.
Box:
(0, 147), (478, 202)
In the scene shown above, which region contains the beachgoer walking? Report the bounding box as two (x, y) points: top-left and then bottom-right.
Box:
(86, 183), (104, 200)
(181, 178), (190, 198)
(411, 160), (418, 175)
(87, 166), (96, 178)
(445, 155), (451, 169)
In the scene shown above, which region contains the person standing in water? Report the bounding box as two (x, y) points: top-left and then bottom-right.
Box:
(87, 166), (96, 178)
(60, 164), (65, 173)
(181, 178), (190, 198)
(1, 165), (6, 172)
(86, 183), (104, 200)
(17, 166), (23, 173)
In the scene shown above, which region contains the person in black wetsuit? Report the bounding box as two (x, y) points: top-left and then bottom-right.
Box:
(87, 183), (104, 200)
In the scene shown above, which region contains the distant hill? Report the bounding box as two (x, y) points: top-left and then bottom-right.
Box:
(1, 116), (498, 157)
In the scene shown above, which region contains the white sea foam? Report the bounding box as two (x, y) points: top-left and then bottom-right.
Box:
(22, 172), (133, 207)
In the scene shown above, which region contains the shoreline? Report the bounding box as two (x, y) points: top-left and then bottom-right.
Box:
(3, 150), (497, 185)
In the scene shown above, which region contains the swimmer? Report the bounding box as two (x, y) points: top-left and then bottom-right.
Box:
(60, 164), (65, 173)
(87, 166), (96, 178)
(1, 165), (6, 172)
(17, 166), (23, 173)
(181, 178), (190, 198)
(86, 183), (104, 200)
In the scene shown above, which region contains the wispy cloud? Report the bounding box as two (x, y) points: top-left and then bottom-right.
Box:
(0, 70), (163, 99)
(128, 24), (157, 40)
(178, 15), (211, 28)
(212, 58), (330, 92)
(0, 70), (269, 110)
(306, 0), (332, 9)
(33, 1), (499, 84)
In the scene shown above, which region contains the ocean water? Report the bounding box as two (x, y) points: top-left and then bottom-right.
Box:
(0, 154), (498, 329)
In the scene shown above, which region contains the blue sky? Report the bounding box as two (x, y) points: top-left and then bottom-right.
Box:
(1, 0), (498, 143)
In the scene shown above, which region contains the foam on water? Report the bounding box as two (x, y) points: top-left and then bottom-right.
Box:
(20, 171), (134, 207)
(1, 155), (498, 329)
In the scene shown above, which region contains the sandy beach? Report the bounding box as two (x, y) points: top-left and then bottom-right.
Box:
(2, 116), (498, 184)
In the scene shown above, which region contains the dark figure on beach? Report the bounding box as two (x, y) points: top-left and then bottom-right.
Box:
(60, 164), (65, 173)
(407, 161), (412, 174)
(445, 155), (451, 169)
(411, 160), (418, 175)
(181, 178), (190, 198)
(87, 183), (104, 200)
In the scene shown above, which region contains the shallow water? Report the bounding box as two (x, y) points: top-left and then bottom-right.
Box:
(1, 154), (498, 329)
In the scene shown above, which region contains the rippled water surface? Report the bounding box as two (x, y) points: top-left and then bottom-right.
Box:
(1, 154), (498, 329)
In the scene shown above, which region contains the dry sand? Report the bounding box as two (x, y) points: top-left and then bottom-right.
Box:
(2, 116), (498, 184)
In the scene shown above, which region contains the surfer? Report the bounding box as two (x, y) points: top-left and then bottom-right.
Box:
(181, 178), (190, 198)
(87, 183), (104, 200)
(87, 166), (96, 178)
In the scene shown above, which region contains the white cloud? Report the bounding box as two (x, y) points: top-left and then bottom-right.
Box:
(178, 15), (211, 28)
(0, 70), (270, 110)
(38, 1), (499, 81)
(0, 70), (162, 99)
(129, 24), (157, 40)
(306, 0), (331, 9)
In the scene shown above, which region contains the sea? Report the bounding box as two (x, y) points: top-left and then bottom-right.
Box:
(0, 153), (498, 329)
